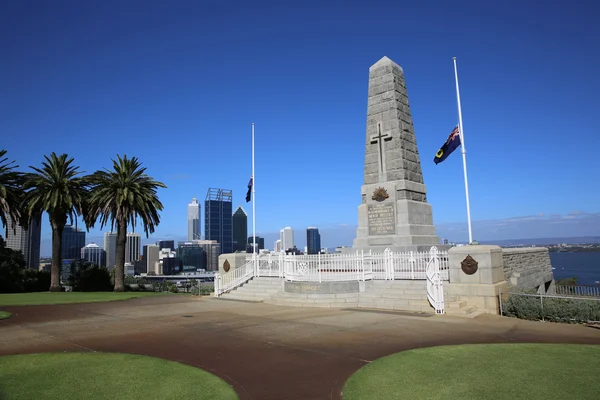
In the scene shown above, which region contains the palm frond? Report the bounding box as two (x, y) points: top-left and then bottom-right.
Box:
(0, 149), (25, 235)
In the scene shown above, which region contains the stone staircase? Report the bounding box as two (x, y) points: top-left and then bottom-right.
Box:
(218, 277), (283, 302)
(216, 277), (480, 317)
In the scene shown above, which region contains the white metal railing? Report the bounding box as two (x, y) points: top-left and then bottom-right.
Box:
(555, 285), (600, 298)
(284, 252), (372, 282)
(256, 253), (284, 277)
(214, 259), (254, 296)
(214, 247), (448, 301)
(425, 247), (445, 314)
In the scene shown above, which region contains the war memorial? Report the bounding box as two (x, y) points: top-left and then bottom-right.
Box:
(216, 56), (555, 316)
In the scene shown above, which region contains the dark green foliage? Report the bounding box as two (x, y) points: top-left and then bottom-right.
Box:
(0, 236), (50, 293)
(153, 281), (178, 293)
(67, 260), (112, 292)
(556, 277), (578, 285)
(503, 292), (600, 323)
(86, 155), (166, 292)
(21, 269), (51, 292)
(0, 149), (25, 237)
(124, 276), (152, 292)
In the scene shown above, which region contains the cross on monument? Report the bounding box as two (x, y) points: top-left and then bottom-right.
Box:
(370, 122), (392, 176)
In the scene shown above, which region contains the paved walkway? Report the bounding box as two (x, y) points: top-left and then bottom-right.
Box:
(1, 296), (599, 400)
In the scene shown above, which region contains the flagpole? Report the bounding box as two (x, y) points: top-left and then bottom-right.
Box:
(251, 123), (257, 271)
(453, 57), (473, 244)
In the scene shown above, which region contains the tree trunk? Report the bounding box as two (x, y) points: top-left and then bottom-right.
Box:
(114, 219), (127, 292)
(49, 216), (65, 292)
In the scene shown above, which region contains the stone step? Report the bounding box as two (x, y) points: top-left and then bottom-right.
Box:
(360, 292), (428, 300)
(221, 293), (265, 301)
(274, 292), (359, 300)
(251, 278), (284, 283)
(242, 282), (283, 288)
(368, 280), (428, 287)
(236, 287), (281, 293)
(446, 301), (468, 309)
(269, 299), (357, 308)
(269, 296), (356, 305)
(445, 305), (478, 316)
(357, 303), (435, 314)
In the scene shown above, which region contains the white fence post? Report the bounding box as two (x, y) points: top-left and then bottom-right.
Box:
(214, 272), (220, 296)
(426, 246), (445, 314)
(318, 252), (322, 283)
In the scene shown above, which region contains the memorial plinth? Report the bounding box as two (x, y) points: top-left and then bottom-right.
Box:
(353, 56), (443, 253)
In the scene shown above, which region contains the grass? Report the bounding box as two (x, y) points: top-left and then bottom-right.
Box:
(0, 291), (167, 307)
(0, 352), (238, 400)
(343, 344), (600, 400)
(0, 311), (10, 320)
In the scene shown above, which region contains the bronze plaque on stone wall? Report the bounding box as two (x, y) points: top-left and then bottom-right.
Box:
(461, 255), (478, 275)
(367, 202), (396, 235)
(223, 259), (230, 273)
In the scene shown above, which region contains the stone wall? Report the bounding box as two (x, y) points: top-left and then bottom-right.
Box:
(217, 253), (249, 275)
(501, 248), (554, 293)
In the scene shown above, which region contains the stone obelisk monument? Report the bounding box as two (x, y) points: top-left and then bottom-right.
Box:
(353, 56), (442, 252)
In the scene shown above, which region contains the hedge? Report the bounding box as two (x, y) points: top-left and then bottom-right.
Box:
(502, 293), (600, 323)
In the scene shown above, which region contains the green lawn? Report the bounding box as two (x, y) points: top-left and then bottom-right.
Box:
(0, 311), (10, 320)
(343, 344), (600, 400)
(0, 353), (238, 400)
(0, 291), (168, 307)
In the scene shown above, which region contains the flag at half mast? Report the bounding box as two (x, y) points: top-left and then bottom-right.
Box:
(245, 177), (253, 202)
(433, 126), (461, 164)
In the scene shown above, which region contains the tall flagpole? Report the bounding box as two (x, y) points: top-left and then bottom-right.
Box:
(453, 57), (473, 244)
(251, 123), (256, 270)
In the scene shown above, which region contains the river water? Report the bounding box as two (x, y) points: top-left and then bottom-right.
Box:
(549, 252), (600, 285)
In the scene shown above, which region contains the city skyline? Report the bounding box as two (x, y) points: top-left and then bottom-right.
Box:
(1, 2), (599, 254)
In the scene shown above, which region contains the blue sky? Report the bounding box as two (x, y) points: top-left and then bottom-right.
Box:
(1, 0), (599, 255)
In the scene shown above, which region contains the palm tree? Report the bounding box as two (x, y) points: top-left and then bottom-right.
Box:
(23, 153), (89, 291)
(0, 149), (25, 237)
(87, 155), (166, 292)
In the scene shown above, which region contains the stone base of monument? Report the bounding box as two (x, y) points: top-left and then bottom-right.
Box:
(217, 253), (249, 275)
(284, 281), (364, 294)
(446, 245), (510, 314)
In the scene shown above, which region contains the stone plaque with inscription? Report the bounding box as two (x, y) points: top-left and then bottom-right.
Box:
(367, 202), (395, 235)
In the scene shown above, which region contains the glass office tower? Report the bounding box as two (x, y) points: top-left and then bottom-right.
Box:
(204, 188), (233, 254)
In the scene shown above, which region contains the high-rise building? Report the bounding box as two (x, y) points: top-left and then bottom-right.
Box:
(126, 232), (141, 263)
(306, 227), (321, 255)
(191, 240), (220, 271)
(232, 206), (248, 252)
(274, 239), (282, 252)
(145, 244), (159, 275)
(280, 227), (294, 252)
(178, 242), (206, 272)
(81, 243), (106, 266)
(4, 215), (42, 269)
(157, 248), (177, 275)
(103, 232), (117, 269)
(156, 240), (175, 251)
(188, 197), (201, 241)
(204, 188), (232, 254)
(247, 236), (264, 253)
(62, 225), (85, 261)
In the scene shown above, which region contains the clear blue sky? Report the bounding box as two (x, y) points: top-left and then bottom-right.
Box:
(1, 0), (599, 254)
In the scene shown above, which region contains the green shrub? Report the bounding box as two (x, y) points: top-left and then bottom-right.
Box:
(198, 284), (213, 295)
(68, 261), (112, 292)
(503, 293), (600, 323)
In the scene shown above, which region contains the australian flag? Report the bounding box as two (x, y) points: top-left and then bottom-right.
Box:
(433, 126), (461, 165)
(245, 177), (253, 202)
